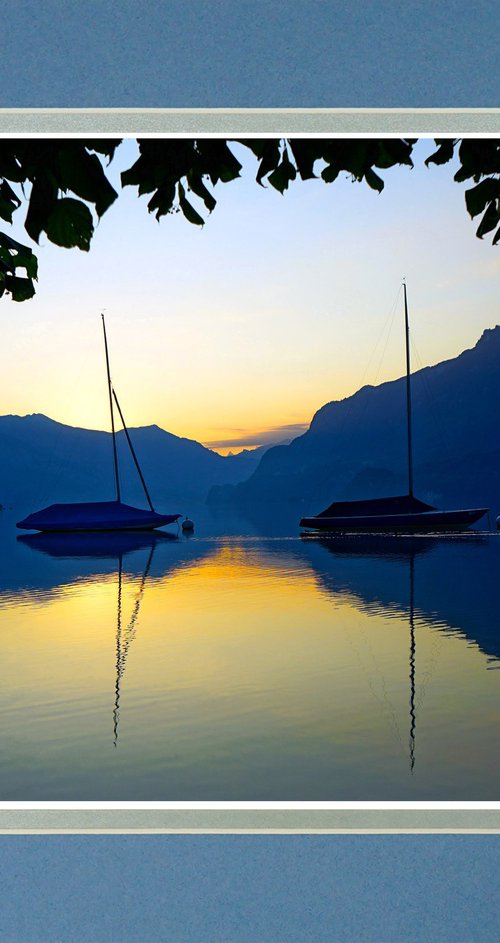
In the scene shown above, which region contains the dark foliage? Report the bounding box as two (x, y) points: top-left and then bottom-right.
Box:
(0, 138), (498, 302)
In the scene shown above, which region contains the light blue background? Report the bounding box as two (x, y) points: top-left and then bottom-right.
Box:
(0, 835), (498, 942)
(2, 0), (497, 107)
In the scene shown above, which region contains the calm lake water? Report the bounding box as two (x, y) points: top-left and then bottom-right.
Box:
(1, 505), (499, 800)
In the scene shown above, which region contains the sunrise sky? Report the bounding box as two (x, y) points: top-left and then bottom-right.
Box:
(1, 137), (499, 454)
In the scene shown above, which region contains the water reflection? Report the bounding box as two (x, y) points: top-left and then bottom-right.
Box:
(6, 528), (215, 602)
(0, 526), (498, 799)
(299, 533), (498, 660)
(17, 530), (179, 558)
(409, 551), (416, 772)
(299, 533), (497, 777)
(113, 543), (155, 748)
(14, 530), (217, 750)
(302, 535), (428, 770)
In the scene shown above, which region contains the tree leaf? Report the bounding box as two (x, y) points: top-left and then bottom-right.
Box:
(0, 232), (38, 278)
(267, 153), (297, 193)
(254, 141), (282, 186)
(288, 140), (319, 180)
(0, 231), (32, 253)
(321, 165), (339, 183)
(46, 198), (94, 250)
(476, 200), (500, 239)
(426, 140), (457, 167)
(201, 141), (242, 184)
(86, 140), (122, 162)
(0, 180), (21, 222)
(57, 146), (118, 217)
(0, 149), (25, 182)
(148, 182), (177, 219)
(465, 179), (500, 218)
(0, 251), (14, 273)
(4, 274), (36, 301)
(25, 173), (58, 243)
(177, 183), (204, 227)
(458, 140), (500, 179)
(186, 172), (217, 212)
(15, 245), (38, 279)
(364, 168), (384, 192)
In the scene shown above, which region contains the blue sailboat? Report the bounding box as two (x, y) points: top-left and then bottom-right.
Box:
(17, 316), (181, 533)
(300, 283), (488, 534)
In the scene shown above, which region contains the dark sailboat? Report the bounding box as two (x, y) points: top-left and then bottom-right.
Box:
(17, 316), (181, 533)
(300, 283), (488, 533)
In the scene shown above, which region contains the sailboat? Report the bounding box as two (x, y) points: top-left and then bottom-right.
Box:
(300, 283), (488, 533)
(17, 316), (181, 533)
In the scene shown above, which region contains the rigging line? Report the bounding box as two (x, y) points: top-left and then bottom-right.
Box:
(371, 286), (402, 390)
(339, 285), (403, 428)
(354, 284), (403, 397)
(112, 387), (155, 513)
(102, 313), (121, 503)
(313, 286), (403, 497)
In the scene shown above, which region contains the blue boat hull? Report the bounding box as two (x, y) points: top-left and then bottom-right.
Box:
(17, 500), (181, 533)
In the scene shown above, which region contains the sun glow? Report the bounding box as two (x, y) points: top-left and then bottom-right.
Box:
(1, 141), (499, 450)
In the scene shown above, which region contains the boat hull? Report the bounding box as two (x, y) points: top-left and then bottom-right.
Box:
(300, 507), (488, 533)
(16, 501), (181, 533)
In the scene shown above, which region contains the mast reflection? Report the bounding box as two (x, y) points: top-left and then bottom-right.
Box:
(300, 532), (492, 773)
(409, 551), (416, 772)
(113, 542), (155, 746)
(17, 531), (173, 748)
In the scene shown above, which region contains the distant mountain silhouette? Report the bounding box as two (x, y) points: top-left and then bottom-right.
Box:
(209, 326), (500, 517)
(0, 413), (269, 509)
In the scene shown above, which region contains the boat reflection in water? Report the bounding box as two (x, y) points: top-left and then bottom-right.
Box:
(17, 530), (211, 749)
(318, 534), (426, 772)
(300, 531), (496, 773)
(17, 530), (179, 560)
(3, 524), (499, 800)
(112, 541), (153, 747)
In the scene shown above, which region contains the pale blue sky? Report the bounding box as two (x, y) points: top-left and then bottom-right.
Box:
(1, 0), (497, 106)
(0, 835), (499, 942)
(1, 138), (499, 451)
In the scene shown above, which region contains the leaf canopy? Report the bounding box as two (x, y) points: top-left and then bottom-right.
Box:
(0, 137), (499, 302)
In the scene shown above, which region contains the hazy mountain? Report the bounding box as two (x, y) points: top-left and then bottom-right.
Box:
(0, 414), (269, 510)
(209, 326), (500, 517)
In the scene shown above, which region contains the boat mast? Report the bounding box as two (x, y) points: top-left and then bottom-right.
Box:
(101, 313), (121, 503)
(403, 281), (414, 498)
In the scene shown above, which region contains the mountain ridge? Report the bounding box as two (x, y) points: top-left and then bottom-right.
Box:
(0, 412), (270, 508)
(208, 325), (500, 516)
(2, 326), (499, 515)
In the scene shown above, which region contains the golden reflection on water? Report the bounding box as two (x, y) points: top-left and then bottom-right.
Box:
(0, 535), (499, 799)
